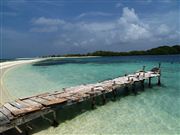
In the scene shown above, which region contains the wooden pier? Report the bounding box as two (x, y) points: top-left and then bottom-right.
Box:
(0, 67), (161, 134)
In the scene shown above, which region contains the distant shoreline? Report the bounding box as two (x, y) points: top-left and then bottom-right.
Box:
(1, 45), (179, 60)
(41, 45), (180, 58)
(42, 54), (180, 58)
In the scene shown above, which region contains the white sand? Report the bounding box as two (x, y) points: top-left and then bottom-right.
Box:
(0, 56), (99, 105)
(0, 58), (43, 105)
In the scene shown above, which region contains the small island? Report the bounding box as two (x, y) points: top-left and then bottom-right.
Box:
(42, 45), (180, 58)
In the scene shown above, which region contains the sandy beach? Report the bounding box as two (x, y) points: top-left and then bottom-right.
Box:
(0, 59), (43, 105)
(0, 56), (100, 105)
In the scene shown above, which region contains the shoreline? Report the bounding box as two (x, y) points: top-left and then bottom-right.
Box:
(0, 59), (43, 105)
(0, 56), (99, 105)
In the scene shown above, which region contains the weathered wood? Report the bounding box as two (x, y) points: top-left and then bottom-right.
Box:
(22, 99), (43, 108)
(15, 100), (43, 113)
(0, 107), (14, 120)
(19, 92), (50, 100)
(10, 101), (27, 109)
(30, 97), (49, 105)
(64, 96), (79, 101)
(0, 69), (161, 133)
(3, 103), (23, 116)
(0, 112), (10, 125)
(42, 97), (68, 106)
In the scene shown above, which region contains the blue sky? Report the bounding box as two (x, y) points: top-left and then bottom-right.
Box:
(1, 0), (180, 58)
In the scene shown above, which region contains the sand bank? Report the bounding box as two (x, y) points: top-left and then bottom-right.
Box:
(0, 59), (43, 105)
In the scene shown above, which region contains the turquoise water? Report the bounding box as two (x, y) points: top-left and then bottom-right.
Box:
(3, 55), (180, 134)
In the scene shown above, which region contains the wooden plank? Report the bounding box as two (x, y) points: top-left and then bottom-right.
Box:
(49, 91), (65, 96)
(64, 96), (79, 101)
(22, 99), (43, 108)
(71, 94), (84, 99)
(0, 112), (10, 125)
(42, 95), (68, 106)
(43, 98), (68, 106)
(30, 97), (49, 105)
(41, 95), (58, 101)
(3, 103), (22, 116)
(0, 107), (14, 120)
(75, 93), (89, 98)
(15, 100), (43, 113)
(10, 101), (27, 109)
(19, 92), (49, 100)
(31, 96), (67, 106)
(55, 92), (75, 98)
(5, 102), (39, 117)
(16, 100), (32, 107)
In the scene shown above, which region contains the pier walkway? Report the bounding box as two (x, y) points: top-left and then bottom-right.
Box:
(0, 67), (161, 134)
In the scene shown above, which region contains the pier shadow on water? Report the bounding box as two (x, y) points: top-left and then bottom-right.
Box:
(2, 80), (160, 135)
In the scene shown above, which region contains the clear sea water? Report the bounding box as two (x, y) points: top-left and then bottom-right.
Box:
(3, 55), (180, 134)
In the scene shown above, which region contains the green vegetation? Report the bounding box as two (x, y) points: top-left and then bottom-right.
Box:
(42, 45), (180, 57)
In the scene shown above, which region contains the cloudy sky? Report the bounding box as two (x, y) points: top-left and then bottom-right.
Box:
(1, 0), (180, 58)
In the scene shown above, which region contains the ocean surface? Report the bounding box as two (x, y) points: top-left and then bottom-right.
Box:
(3, 55), (180, 134)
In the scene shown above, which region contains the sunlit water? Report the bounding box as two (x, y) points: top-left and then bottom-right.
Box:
(3, 55), (180, 134)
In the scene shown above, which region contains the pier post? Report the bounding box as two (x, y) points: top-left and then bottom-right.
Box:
(112, 88), (117, 99)
(148, 77), (152, 88)
(128, 76), (130, 81)
(132, 82), (137, 95)
(112, 81), (117, 99)
(101, 92), (106, 105)
(24, 123), (33, 135)
(158, 63), (161, 86)
(52, 111), (59, 127)
(158, 76), (161, 86)
(124, 84), (129, 95)
(41, 112), (59, 127)
(15, 126), (23, 134)
(141, 79), (145, 90)
(91, 96), (96, 109)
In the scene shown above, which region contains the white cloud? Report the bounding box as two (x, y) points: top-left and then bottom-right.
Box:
(32, 17), (65, 25)
(76, 12), (112, 19)
(119, 7), (139, 24)
(157, 24), (170, 34)
(30, 26), (58, 32)
(81, 22), (115, 32)
(30, 7), (179, 50)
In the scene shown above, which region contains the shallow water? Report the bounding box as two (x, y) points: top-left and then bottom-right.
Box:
(3, 55), (180, 134)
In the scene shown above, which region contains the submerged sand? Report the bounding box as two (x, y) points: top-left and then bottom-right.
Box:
(0, 56), (100, 105)
(0, 59), (43, 105)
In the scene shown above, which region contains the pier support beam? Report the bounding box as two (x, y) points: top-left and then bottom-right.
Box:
(112, 88), (117, 99)
(24, 124), (33, 135)
(91, 96), (96, 109)
(158, 76), (161, 86)
(124, 85), (129, 95)
(52, 111), (59, 127)
(141, 79), (145, 90)
(158, 63), (161, 86)
(15, 126), (23, 134)
(132, 82), (137, 95)
(101, 92), (106, 105)
(41, 111), (59, 127)
(148, 77), (152, 88)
